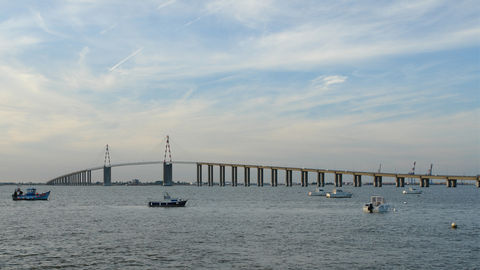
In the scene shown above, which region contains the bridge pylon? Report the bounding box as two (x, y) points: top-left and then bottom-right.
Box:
(103, 144), (112, 186)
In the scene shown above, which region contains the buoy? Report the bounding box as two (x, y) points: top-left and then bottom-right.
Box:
(451, 222), (457, 229)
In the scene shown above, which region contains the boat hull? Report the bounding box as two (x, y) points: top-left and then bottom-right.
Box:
(148, 200), (187, 207)
(363, 204), (390, 213)
(327, 195), (352, 198)
(308, 191), (326, 196)
(12, 191), (50, 201)
(326, 193), (352, 198)
(403, 190), (422, 194)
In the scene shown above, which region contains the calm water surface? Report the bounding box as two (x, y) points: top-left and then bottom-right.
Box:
(1, 184), (479, 269)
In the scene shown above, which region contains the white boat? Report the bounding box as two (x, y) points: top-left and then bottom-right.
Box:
(403, 187), (422, 194)
(326, 189), (352, 198)
(363, 196), (391, 213)
(308, 187), (327, 196)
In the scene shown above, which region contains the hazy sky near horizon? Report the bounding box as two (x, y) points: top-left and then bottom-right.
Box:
(1, 0), (479, 182)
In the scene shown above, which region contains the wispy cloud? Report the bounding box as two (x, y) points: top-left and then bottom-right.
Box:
(32, 11), (66, 38)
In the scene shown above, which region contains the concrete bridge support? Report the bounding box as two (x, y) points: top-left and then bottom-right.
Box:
(208, 165), (213, 186)
(374, 176), (382, 187)
(257, 168), (264, 187)
(354, 175), (362, 187)
(285, 170), (292, 186)
(301, 171), (308, 187)
(196, 164), (202, 186)
(335, 173), (343, 187)
(395, 177), (405, 187)
(446, 179), (457, 187)
(477, 180), (480, 188)
(231, 166), (238, 186)
(419, 178), (429, 187)
(271, 169), (278, 187)
(244, 167), (250, 186)
(420, 178), (429, 187)
(219, 166), (226, 187)
(317, 172), (325, 187)
(103, 166), (112, 186)
(163, 162), (173, 186)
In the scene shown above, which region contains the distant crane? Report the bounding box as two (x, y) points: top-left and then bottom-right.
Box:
(428, 163), (433, 176)
(408, 161), (416, 184)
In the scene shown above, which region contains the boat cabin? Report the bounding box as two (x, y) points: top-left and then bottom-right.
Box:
(370, 196), (386, 206)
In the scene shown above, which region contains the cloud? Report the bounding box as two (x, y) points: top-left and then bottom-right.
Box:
(313, 75), (348, 87)
(32, 11), (67, 38)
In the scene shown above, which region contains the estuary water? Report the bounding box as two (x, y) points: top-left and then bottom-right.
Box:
(0, 184), (479, 269)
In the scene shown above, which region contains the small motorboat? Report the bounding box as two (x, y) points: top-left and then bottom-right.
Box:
(363, 196), (391, 213)
(308, 187), (327, 196)
(403, 187), (422, 194)
(148, 192), (187, 207)
(12, 188), (50, 201)
(326, 189), (352, 198)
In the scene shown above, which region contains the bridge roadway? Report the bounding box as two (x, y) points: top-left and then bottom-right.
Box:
(46, 160), (480, 188)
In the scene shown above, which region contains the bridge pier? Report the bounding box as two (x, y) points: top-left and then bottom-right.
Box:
(446, 179), (457, 188)
(208, 165), (213, 186)
(256, 168), (264, 187)
(285, 170), (292, 186)
(103, 166), (112, 186)
(196, 164), (202, 186)
(419, 177), (429, 187)
(271, 169), (278, 187)
(354, 175), (362, 187)
(335, 173), (343, 187)
(421, 178), (429, 187)
(231, 166), (238, 186)
(374, 176), (382, 187)
(396, 177), (405, 187)
(477, 180), (480, 188)
(163, 162), (173, 186)
(301, 171), (308, 187)
(244, 167), (250, 186)
(317, 172), (325, 187)
(220, 166), (226, 186)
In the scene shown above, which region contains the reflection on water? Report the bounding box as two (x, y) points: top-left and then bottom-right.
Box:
(1, 185), (479, 269)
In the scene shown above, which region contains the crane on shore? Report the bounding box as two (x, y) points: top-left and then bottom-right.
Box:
(408, 161), (416, 184)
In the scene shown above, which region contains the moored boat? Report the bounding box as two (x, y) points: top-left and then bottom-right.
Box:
(363, 196), (391, 213)
(148, 192), (187, 207)
(12, 188), (50, 201)
(308, 187), (327, 196)
(403, 187), (422, 194)
(326, 189), (352, 198)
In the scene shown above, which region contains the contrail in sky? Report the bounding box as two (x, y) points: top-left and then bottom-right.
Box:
(109, 47), (143, 72)
(158, 0), (176, 10)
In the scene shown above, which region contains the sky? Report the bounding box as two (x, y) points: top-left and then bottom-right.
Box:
(0, 0), (479, 183)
